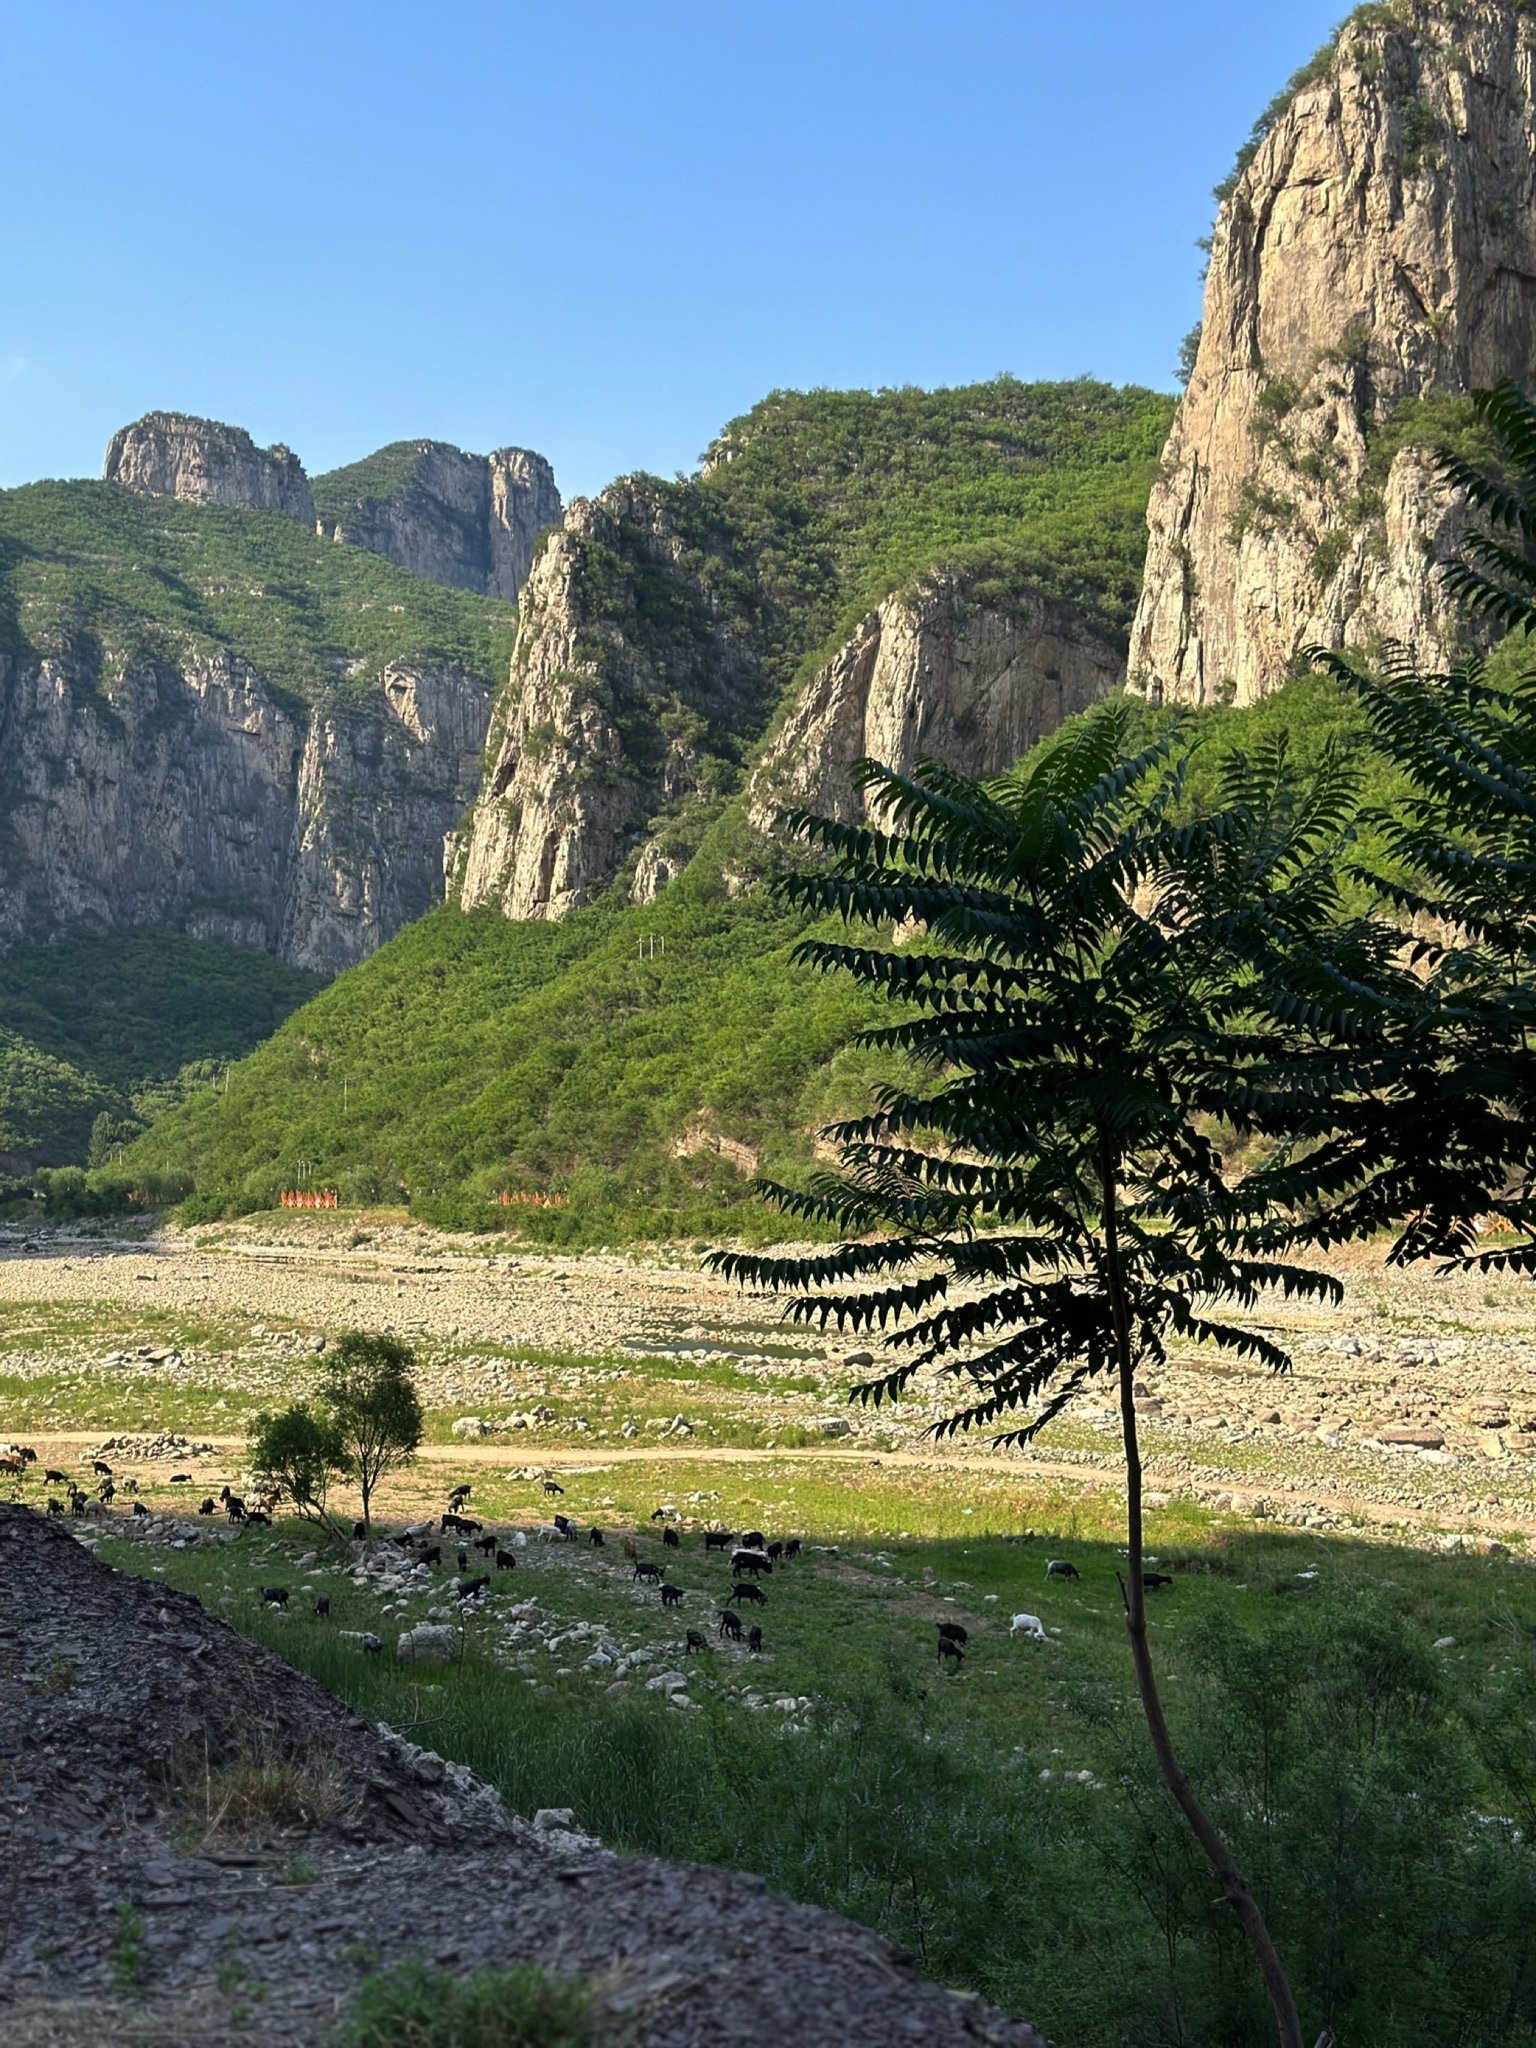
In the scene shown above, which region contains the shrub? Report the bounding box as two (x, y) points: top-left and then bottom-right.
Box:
(343, 1963), (597, 2048)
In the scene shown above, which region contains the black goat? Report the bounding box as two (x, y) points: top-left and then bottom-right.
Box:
(448, 1483), (472, 1506)
(169, 1473), (192, 1485)
(1045, 1559), (1080, 1582)
(740, 1529), (765, 1548)
(495, 1549), (518, 1571)
(588, 1527), (605, 1547)
(314, 1595), (331, 1617)
(660, 1583), (684, 1607)
(353, 1521), (367, 1540)
(46, 1498), (64, 1518)
(685, 1628), (709, 1654)
(92, 1459), (112, 1477)
(747, 1625), (763, 1653)
(731, 1550), (772, 1577)
(198, 1497), (216, 1516)
(1143, 1571), (1174, 1592)
(937, 1621), (969, 1647)
(717, 1609), (743, 1641)
(543, 1479), (565, 1496)
(456, 1574), (490, 1601)
(245, 1510), (271, 1528)
(633, 1560), (662, 1584)
(43, 1468), (66, 1485)
(704, 1530), (735, 1552)
(457, 1548), (469, 1571)
(260, 1587), (289, 1608)
(474, 1534), (497, 1557)
(662, 1525), (680, 1549)
(359, 1633), (382, 1654)
(727, 1582), (766, 1607)
(418, 1543), (443, 1566)
(131, 1501), (149, 1519)
(766, 1542), (783, 1562)
(938, 1637), (965, 1669)
(553, 1513), (572, 1534)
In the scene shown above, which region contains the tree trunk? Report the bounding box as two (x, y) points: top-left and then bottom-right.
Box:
(1099, 1136), (1305, 2048)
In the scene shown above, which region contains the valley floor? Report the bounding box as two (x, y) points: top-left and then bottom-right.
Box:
(0, 1212), (1533, 1548)
(7, 1214), (1536, 2043)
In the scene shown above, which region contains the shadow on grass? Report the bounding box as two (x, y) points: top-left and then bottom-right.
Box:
(174, 1518), (1536, 2048)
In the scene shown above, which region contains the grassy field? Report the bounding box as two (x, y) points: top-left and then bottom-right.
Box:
(14, 1442), (1536, 2048)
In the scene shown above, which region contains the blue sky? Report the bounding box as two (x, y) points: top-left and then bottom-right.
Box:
(0, 2), (1344, 500)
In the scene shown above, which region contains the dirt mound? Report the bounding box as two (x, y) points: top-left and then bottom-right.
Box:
(0, 1507), (1050, 2047)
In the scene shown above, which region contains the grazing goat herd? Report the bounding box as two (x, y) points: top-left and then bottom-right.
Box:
(0, 1441), (283, 1529)
(406, 1484), (802, 1658)
(0, 1446), (1174, 1672)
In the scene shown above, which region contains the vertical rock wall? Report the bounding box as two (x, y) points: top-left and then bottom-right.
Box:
(455, 482), (768, 920)
(104, 414), (315, 524)
(0, 649), (490, 976)
(314, 442), (563, 601)
(1131, 1), (1536, 706)
(745, 578), (1124, 833)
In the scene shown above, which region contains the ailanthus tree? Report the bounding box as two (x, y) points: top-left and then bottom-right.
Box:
(714, 709), (1420, 2048)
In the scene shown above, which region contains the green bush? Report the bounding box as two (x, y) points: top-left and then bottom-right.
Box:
(344, 1962), (596, 2048)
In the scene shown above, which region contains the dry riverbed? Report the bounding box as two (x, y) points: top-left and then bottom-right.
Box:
(3, 1214), (1536, 1547)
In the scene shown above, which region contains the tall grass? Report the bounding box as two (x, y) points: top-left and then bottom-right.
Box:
(250, 1593), (1536, 2047)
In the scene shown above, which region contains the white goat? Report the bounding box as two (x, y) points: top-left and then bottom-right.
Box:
(1010, 1612), (1048, 1641)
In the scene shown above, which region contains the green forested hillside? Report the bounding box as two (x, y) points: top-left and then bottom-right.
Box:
(0, 480), (518, 707)
(0, 931), (320, 1167)
(691, 377), (1175, 692)
(128, 672), (1383, 1237)
(0, 473), (518, 1166)
(28, 377), (1179, 1212)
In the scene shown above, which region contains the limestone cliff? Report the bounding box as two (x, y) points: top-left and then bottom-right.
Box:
(1131, 0), (1536, 706)
(454, 481), (768, 919)
(0, 649), (490, 976)
(457, 485), (1125, 921)
(104, 413), (315, 524)
(745, 578), (1123, 833)
(313, 442), (562, 601)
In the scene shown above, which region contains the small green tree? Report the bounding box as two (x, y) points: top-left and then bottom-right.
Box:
(321, 1332), (423, 1533)
(715, 712), (1410, 2048)
(247, 1402), (348, 1539)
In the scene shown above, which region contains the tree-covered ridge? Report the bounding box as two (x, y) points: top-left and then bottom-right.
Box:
(0, 929), (320, 1166)
(311, 442), (449, 525)
(693, 377), (1176, 691)
(0, 481), (518, 708)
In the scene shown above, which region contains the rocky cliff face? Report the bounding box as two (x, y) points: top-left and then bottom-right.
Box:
(314, 442), (562, 601)
(745, 577), (1123, 832)
(104, 413), (315, 524)
(455, 481), (768, 919)
(1131, 0), (1536, 706)
(0, 650), (489, 976)
(457, 483), (1125, 921)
